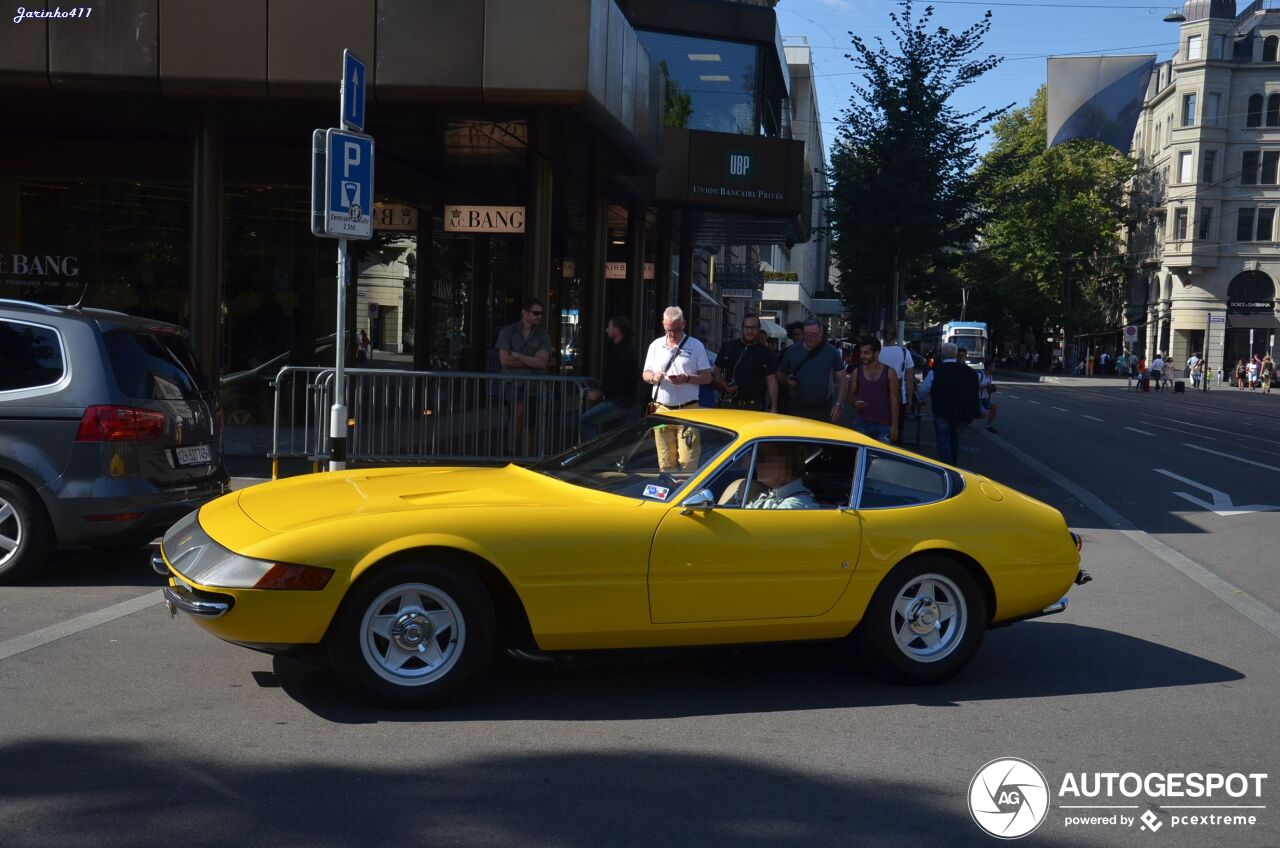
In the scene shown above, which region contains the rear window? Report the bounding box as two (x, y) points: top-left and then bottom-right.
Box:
(0, 319), (66, 391)
(104, 330), (210, 400)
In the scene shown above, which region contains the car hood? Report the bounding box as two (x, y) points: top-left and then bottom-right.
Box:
(234, 465), (610, 532)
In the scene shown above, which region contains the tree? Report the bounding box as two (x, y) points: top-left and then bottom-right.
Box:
(972, 86), (1135, 358)
(828, 0), (1008, 328)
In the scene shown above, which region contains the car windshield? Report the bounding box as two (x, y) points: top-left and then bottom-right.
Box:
(531, 417), (736, 503)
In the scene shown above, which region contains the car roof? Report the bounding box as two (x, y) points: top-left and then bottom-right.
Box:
(658, 408), (958, 468)
(661, 408), (869, 443)
(0, 299), (185, 334)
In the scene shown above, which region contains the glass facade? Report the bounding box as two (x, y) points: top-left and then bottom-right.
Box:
(638, 31), (759, 135)
(1, 181), (191, 325)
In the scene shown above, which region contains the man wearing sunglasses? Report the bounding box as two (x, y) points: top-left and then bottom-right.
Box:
(497, 298), (551, 455)
(714, 313), (778, 412)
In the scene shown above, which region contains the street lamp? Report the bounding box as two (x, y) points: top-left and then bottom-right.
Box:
(1163, 9), (1186, 24)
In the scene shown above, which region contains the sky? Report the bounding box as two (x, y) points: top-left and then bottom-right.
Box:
(776, 0), (1189, 152)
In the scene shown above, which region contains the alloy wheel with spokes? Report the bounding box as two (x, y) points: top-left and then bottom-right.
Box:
(360, 582), (466, 686)
(854, 554), (987, 685)
(889, 573), (968, 663)
(0, 480), (52, 584)
(0, 496), (23, 570)
(330, 560), (495, 707)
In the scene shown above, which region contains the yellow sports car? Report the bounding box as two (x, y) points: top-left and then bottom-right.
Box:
(156, 411), (1088, 706)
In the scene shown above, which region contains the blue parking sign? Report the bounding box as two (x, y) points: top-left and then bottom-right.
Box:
(324, 129), (374, 240)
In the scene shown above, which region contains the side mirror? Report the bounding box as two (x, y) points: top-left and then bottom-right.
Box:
(680, 488), (716, 515)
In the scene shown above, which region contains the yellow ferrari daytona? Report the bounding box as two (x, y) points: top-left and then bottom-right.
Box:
(156, 411), (1088, 706)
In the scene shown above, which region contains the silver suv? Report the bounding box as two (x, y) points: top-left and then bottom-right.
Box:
(0, 300), (228, 582)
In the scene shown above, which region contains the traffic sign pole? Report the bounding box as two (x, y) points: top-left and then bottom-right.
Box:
(329, 50), (369, 471)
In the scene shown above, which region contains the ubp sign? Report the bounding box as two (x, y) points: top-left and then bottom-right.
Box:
(727, 151), (752, 181)
(323, 129), (374, 240)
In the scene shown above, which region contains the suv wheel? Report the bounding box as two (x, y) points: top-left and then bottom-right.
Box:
(0, 480), (54, 584)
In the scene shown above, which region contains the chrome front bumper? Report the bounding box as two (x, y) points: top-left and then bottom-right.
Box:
(162, 584), (232, 619)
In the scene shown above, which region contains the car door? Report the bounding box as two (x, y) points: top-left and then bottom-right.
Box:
(647, 440), (861, 624)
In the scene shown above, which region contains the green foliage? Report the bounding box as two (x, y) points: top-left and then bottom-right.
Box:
(828, 0), (1008, 324)
(972, 87), (1135, 345)
(660, 61), (693, 129)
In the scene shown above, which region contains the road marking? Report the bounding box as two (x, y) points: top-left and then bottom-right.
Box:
(0, 590), (163, 663)
(1125, 427), (1157, 436)
(1154, 469), (1280, 516)
(1052, 406), (1069, 412)
(1158, 417), (1280, 447)
(1082, 415), (1105, 422)
(981, 430), (1280, 642)
(1184, 443), (1280, 473)
(1027, 400), (1042, 405)
(1140, 420), (1216, 441)
(1005, 394), (1021, 399)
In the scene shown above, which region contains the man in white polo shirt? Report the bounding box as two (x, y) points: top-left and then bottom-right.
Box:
(642, 306), (712, 471)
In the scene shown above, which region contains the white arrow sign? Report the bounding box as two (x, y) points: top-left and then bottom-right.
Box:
(1154, 469), (1280, 517)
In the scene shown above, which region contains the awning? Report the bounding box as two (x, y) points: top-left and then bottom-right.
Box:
(693, 283), (724, 308)
(759, 318), (788, 340)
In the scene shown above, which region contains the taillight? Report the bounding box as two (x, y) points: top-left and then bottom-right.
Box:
(76, 405), (166, 441)
(253, 563), (334, 591)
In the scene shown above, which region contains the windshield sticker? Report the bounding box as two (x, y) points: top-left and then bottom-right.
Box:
(643, 484), (671, 501)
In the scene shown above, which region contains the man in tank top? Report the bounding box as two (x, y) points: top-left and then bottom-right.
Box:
(836, 336), (900, 444)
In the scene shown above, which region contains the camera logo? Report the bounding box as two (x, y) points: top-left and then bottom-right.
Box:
(969, 758), (1051, 839)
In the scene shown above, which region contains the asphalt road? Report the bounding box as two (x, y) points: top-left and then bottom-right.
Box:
(1, 379), (1277, 848)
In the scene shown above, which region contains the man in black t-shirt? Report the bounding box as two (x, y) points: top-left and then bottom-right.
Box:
(715, 313), (779, 412)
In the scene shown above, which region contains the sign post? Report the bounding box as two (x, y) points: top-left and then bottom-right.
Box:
(310, 50), (374, 471)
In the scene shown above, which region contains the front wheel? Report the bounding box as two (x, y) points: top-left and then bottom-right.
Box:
(329, 561), (495, 707)
(853, 555), (987, 685)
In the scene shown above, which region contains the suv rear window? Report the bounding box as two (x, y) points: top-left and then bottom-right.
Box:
(104, 330), (210, 400)
(0, 320), (66, 391)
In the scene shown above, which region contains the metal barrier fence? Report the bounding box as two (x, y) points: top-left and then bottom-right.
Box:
(270, 367), (600, 467)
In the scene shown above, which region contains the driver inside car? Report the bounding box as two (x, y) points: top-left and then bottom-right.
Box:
(745, 443), (819, 510)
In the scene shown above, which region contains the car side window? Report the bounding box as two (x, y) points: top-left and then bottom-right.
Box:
(858, 450), (950, 509)
(701, 440), (858, 510)
(0, 319), (65, 392)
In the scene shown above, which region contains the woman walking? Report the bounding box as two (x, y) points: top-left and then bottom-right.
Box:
(1263, 355), (1275, 394)
(1234, 359), (1246, 389)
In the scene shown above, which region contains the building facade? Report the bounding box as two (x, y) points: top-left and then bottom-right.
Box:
(0, 0), (812, 415)
(1127, 0), (1280, 375)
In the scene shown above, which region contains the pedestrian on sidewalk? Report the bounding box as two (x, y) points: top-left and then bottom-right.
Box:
(579, 316), (640, 442)
(1187, 351), (1202, 389)
(1262, 355), (1275, 393)
(777, 319), (845, 422)
(642, 306), (712, 471)
(497, 298), (552, 456)
(714, 313), (779, 412)
(918, 342), (980, 466)
(1150, 354), (1165, 391)
(838, 336), (900, 444)
(1248, 355), (1261, 390)
(978, 359), (1000, 433)
(1234, 359), (1246, 389)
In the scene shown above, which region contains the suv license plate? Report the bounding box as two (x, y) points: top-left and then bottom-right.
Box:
(174, 445), (212, 466)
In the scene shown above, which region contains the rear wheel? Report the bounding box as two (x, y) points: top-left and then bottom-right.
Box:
(854, 555), (987, 685)
(329, 561), (495, 707)
(0, 480), (53, 584)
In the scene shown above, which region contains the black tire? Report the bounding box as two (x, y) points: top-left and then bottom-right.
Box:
(0, 478), (54, 585)
(328, 560), (495, 707)
(853, 554), (988, 685)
